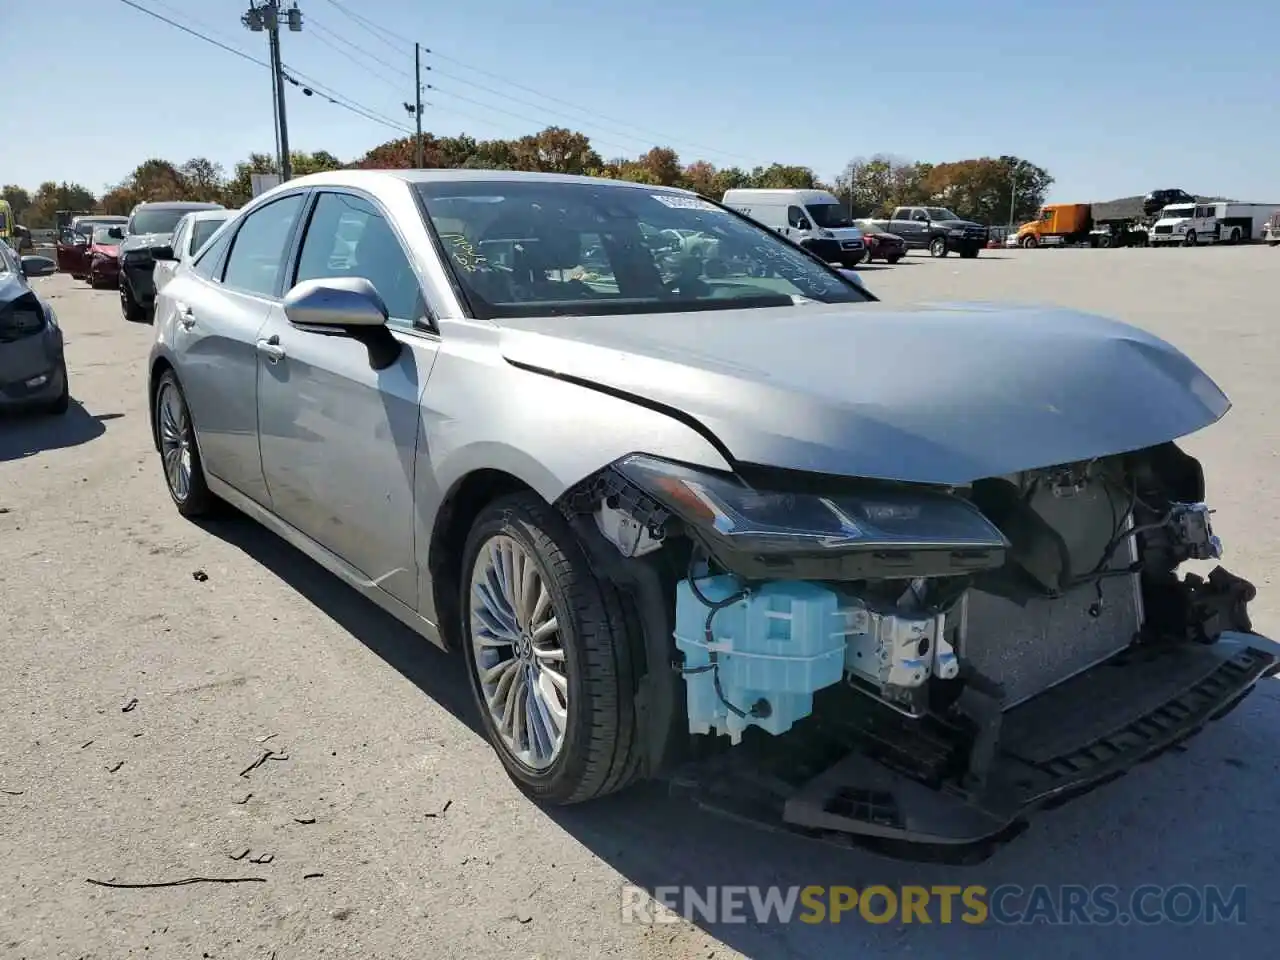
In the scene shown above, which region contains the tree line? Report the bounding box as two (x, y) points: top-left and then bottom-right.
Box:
(2, 126), (1053, 229)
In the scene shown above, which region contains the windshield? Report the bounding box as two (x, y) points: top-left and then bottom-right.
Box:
(414, 181), (870, 319)
(1162, 205), (1194, 218)
(129, 207), (206, 236)
(806, 202), (854, 229)
(925, 208), (960, 221)
(91, 227), (120, 244)
(190, 216), (229, 252)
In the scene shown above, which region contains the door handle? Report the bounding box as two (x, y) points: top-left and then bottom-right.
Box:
(256, 335), (286, 362)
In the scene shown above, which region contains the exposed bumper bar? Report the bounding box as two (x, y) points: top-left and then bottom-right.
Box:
(673, 633), (1279, 860)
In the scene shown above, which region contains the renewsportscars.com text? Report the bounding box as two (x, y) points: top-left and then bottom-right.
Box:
(620, 884), (1247, 926)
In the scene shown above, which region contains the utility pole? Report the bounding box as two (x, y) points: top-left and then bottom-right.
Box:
(243, 1), (304, 181)
(404, 43), (426, 168)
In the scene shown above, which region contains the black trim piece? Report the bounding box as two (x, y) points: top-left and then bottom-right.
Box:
(504, 356), (737, 466)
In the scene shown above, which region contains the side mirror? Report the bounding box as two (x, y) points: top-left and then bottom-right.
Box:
(838, 267), (866, 289)
(283, 277), (389, 329)
(107, 226), (125, 240)
(796, 220), (812, 231)
(21, 256), (57, 278)
(150, 244), (176, 261)
(284, 277), (400, 370)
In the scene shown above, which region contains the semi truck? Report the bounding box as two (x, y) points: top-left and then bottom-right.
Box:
(1014, 189), (1200, 248)
(1147, 201), (1280, 246)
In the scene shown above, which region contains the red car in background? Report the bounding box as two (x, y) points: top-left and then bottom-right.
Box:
(855, 219), (907, 264)
(54, 215), (128, 279)
(85, 226), (124, 288)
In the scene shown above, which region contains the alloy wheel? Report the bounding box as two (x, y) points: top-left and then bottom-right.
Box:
(468, 534), (569, 770)
(157, 382), (192, 502)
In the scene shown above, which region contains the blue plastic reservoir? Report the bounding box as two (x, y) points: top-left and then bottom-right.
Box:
(673, 576), (848, 743)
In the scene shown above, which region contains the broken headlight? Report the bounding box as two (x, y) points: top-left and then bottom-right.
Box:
(614, 455), (1009, 577)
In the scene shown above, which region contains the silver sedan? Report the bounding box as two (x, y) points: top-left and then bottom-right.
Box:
(147, 169), (1278, 856)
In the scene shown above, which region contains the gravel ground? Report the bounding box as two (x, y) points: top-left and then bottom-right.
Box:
(2, 247), (1279, 959)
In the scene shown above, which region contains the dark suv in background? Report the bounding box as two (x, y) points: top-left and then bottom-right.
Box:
(119, 201), (223, 322)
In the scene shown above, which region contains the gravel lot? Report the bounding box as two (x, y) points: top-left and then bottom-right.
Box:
(3, 247), (1278, 958)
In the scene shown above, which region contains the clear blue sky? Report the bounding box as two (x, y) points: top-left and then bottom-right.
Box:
(3, 0), (1278, 203)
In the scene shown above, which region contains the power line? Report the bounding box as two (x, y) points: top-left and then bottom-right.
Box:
(113, 0), (410, 137)
(425, 49), (751, 165)
(308, 19), (412, 88)
(317, 0), (411, 54)
(425, 84), (645, 158)
(312, 0), (749, 164)
(305, 23), (409, 92)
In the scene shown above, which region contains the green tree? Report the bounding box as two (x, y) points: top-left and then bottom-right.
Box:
(2, 185), (32, 222)
(179, 157), (226, 202)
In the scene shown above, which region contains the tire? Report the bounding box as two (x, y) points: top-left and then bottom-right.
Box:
(959, 246), (980, 259)
(886, 254), (903, 264)
(1269, 240), (1279, 248)
(1021, 235), (1039, 249)
(120, 281), (145, 323)
(460, 492), (644, 806)
(1183, 231), (1197, 247)
(154, 370), (217, 518)
(1230, 227), (1243, 244)
(46, 363), (70, 416)
(929, 236), (947, 257)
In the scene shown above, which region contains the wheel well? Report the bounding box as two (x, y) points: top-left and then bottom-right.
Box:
(148, 357), (174, 452)
(428, 469), (538, 649)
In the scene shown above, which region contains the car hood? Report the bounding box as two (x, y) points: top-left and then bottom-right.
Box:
(496, 302), (1230, 485)
(119, 232), (170, 252)
(937, 219), (985, 230)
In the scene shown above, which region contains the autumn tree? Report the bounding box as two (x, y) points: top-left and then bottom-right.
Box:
(25, 181), (97, 227)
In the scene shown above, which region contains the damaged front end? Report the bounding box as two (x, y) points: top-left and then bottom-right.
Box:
(558, 444), (1280, 860)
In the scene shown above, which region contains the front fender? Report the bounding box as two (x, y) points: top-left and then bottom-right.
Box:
(412, 343), (734, 625)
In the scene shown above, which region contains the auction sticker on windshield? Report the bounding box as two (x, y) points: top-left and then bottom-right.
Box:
(651, 195), (722, 212)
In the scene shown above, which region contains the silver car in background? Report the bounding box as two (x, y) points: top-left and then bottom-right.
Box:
(146, 169), (1278, 859)
(150, 208), (238, 293)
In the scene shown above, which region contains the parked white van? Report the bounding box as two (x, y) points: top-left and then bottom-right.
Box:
(721, 189), (865, 266)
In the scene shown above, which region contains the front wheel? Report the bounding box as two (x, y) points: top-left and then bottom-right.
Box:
(120, 282), (145, 323)
(46, 362), (70, 416)
(461, 493), (645, 805)
(1021, 235), (1039, 249)
(1183, 231), (1197, 246)
(959, 246), (980, 259)
(154, 370), (217, 517)
(886, 254), (903, 264)
(929, 236), (948, 257)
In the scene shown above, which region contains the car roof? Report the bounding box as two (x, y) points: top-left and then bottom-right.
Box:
(181, 208), (237, 221)
(131, 201), (224, 212)
(276, 168), (699, 193)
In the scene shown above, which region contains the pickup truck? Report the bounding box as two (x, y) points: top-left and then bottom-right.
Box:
(861, 206), (988, 258)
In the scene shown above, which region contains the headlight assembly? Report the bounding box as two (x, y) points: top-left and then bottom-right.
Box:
(613, 455), (1009, 579)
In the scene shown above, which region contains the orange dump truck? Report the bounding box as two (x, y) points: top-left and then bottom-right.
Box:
(1014, 204), (1093, 248)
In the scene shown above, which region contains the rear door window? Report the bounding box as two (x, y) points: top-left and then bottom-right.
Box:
(221, 194), (305, 298)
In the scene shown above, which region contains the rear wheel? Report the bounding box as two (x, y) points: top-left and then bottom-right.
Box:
(460, 493), (644, 805)
(154, 371), (216, 517)
(929, 236), (947, 257)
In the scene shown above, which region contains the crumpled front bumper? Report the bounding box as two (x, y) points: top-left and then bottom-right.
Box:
(673, 632), (1279, 861)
